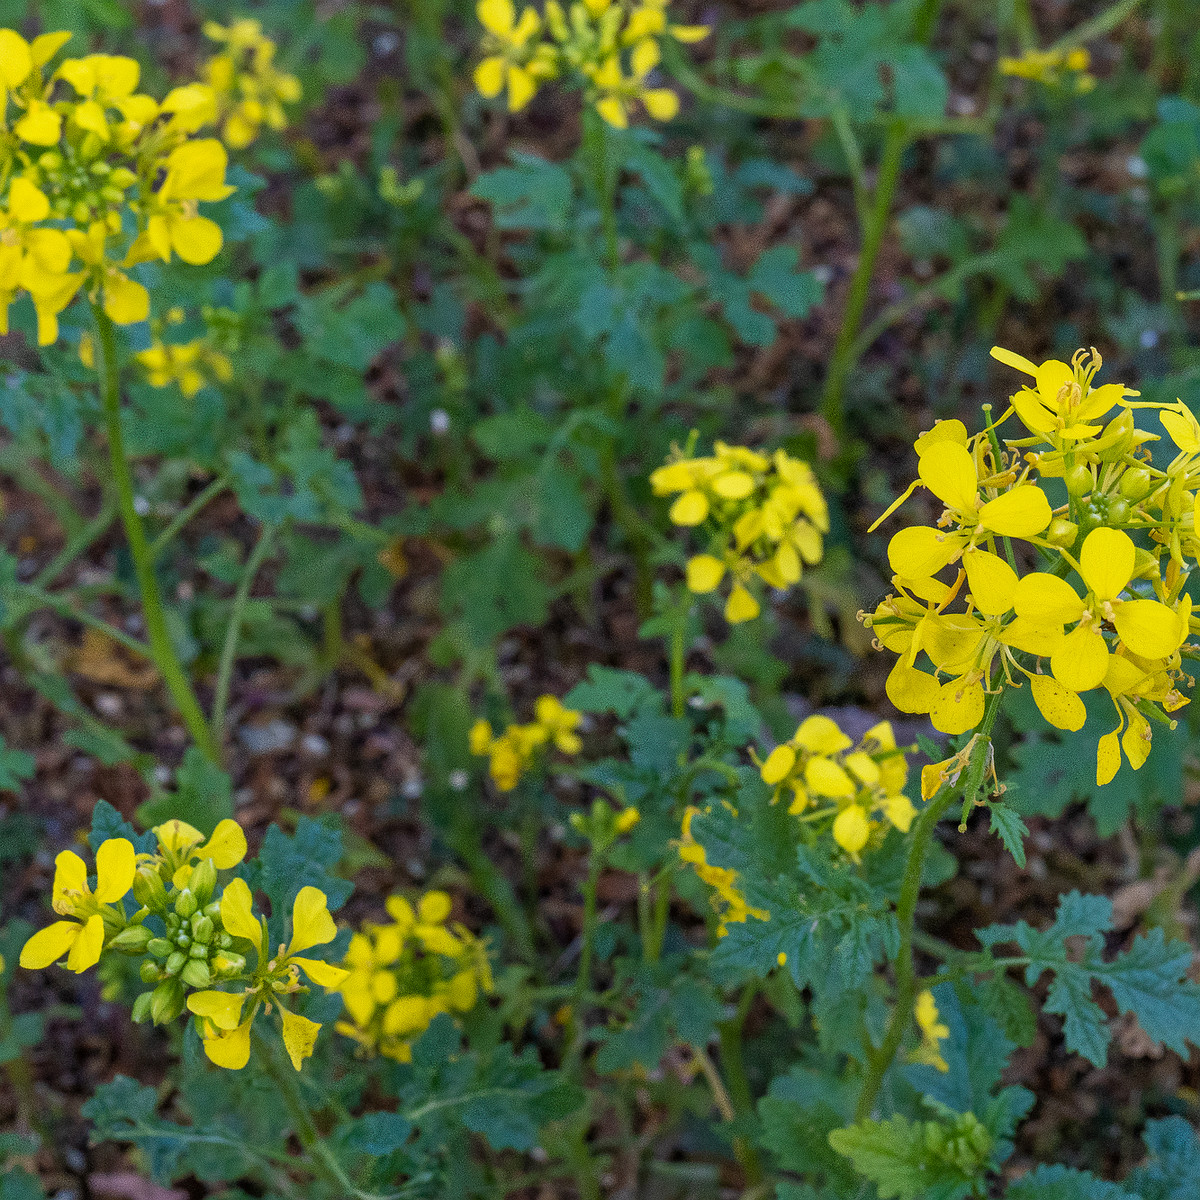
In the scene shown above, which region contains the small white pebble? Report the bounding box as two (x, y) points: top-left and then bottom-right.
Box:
(448, 768), (469, 791)
(430, 408), (451, 435)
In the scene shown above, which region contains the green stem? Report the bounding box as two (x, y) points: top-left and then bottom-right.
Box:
(253, 1034), (401, 1200)
(92, 304), (218, 761)
(569, 848), (603, 1064)
(1047, 0), (1148, 50)
(149, 475), (228, 563)
(820, 122), (907, 441)
(31, 495), (115, 591)
(854, 691), (1004, 1122)
(210, 522), (277, 743)
(13, 581), (151, 659)
(583, 110), (619, 271)
(669, 590), (687, 719)
(717, 984), (763, 1185)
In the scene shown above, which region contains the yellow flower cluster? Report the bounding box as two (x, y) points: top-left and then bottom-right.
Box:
(999, 46), (1095, 93)
(469, 694), (583, 790)
(759, 716), (915, 857)
(335, 892), (492, 1063)
(474, 0), (707, 128)
(863, 346), (1195, 785)
(135, 307), (234, 397)
(19, 818), (348, 1072)
(652, 441), (829, 624)
(0, 28), (245, 345)
(202, 19), (301, 148)
(678, 805), (767, 936)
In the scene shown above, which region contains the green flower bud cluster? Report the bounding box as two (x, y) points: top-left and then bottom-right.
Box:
(26, 148), (137, 228)
(921, 1110), (993, 1175)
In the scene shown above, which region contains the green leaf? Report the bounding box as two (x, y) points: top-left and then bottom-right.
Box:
(253, 817), (352, 942)
(1004, 1164), (1138, 1199)
(988, 803), (1028, 868)
(757, 1068), (860, 1191)
(292, 282), (405, 371)
(88, 799), (157, 856)
(341, 1112), (414, 1156)
(137, 748), (233, 834)
(439, 534), (552, 646)
(0, 735), (34, 793)
(470, 154), (574, 233)
(828, 1112), (990, 1200)
(1127, 1116), (1200, 1199)
(980, 891), (1200, 1067)
(565, 666), (661, 718)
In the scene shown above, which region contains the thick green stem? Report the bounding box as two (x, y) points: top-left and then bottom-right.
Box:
(854, 691), (1004, 1121)
(210, 522), (277, 743)
(583, 110), (619, 271)
(92, 304), (218, 761)
(820, 123), (907, 441)
(669, 593), (687, 719)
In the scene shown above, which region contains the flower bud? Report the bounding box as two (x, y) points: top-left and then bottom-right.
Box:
(203, 901), (221, 920)
(1064, 464), (1092, 498)
(147, 937), (174, 959)
(212, 952), (246, 977)
(165, 950), (187, 976)
(150, 978), (185, 1024)
(108, 925), (153, 954)
(1133, 547), (1158, 579)
(133, 867), (168, 911)
(131, 991), (154, 1024)
(191, 914), (214, 944)
(190, 859), (217, 907)
(1119, 467), (1152, 501)
(176, 889), (198, 920)
(1105, 498), (1130, 526)
(140, 960), (164, 984)
(180, 959), (212, 989)
(1044, 517), (1078, 547)
(188, 942), (209, 960)
(1097, 408), (1134, 461)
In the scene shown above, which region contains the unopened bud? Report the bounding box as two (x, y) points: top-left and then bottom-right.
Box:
(133, 867), (168, 910)
(176, 889), (198, 920)
(212, 952), (246, 977)
(1064, 464), (1092, 498)
(150, 978), (185, 1024)
(131, 992), (154, 1024)
(147, 937), (174, 959)
(180, 959), (212, 989)
(188, 942), (209, 960)
(165, 950), (187, 976)
(140, 961), (164, 984)
(108, 925), (153, 954)
(191, 914), (214, 944)
(190, 859), (217, 906)
(1119, 467), (1152, 502)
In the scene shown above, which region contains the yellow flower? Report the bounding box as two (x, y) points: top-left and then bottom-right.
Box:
(20, 839), (136, 973)
(202, 20), (301, 147)
(999, 45), (1095, 93)
(679, 807), (768, 935)
(475, 0), (555, 111)
(0, 177), (78, 344)
(534, 694), (583, 753)
(152, 817), (248, 887)
(131, 139), (235, 266)
(911, 989), (950, 1072)
(591, 37), (679, 128)
(58, 54), (142, 139)
(136, 336), (233, 397)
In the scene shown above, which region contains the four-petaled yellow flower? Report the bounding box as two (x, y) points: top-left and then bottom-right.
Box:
(470, 693), (584, 790)
(20, 839), (136, 973)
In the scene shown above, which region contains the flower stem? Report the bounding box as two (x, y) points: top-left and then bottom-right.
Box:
(253, 1033), (401, 1200)
(819, 121), (908, 443)
(210, 522), (277, 744)
(669, 588), (688, 719)
(92, 303), (219, 762)
(718, 984), (763, 1185)
(853, 690), (1004, 1121)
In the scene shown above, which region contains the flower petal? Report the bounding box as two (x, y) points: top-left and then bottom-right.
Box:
(962, 547), (1017, 616)
(1029, 674), (1086, 732)
(288, 886), (337, 955)
(977, 485), (1051, 538)
(198, 819), (247, 870)
(930, 678), (985, 735)
(94, 838), (136, 904)
(885, 659), (940, 714)
(1079, 527), (1134, 601)
(1051, 624), (1109, 692)
(19, 921), (80, 969)
(52, 850), (88, 913)
(66, 913), (104, 973)
(760, 744), (796, 785)
(219, 877), (263, 954)
(1013, 573), (1085, 625)
(291, 956), (351, 989)
(1096, 728), (1122, 786)
(832, 805), (870, 854)
(187, 989), (245, 1031)
(918, 442), (978, 512)
(280, 1008), (321, 1071)
(202, 1016), (253, 1069)
(887, 526), (962, 578)
(1112, 599), (1184, 660)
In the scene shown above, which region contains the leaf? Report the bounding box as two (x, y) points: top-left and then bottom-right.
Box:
(828, 1113), (988, 1200)
(1127, 1116), (1200, 1199)
(1004, 1164), (1138, 1200)
(988, 803), (1028, 868)
(88, 799), (157, 856)
(565, 666), (661, 719)
(439, 534), (552, 646)
(137, 748), (233, 834)
(253, 817), (352, 948)
(757, 1068), (860, 1191)
(979, 891), (1200, 1067)
(470, 154), (574, 233)
(292, 282), (405, 371)
(0, 735), (34, 793)
(341, 1112), (413, 1156)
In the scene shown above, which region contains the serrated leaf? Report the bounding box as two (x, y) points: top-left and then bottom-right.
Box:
(1127, 1115), (1200, 1199)
(1004, 1164), (1138, 1199)
(565, 666), (661, 718)
(988, 803), (1028, 868)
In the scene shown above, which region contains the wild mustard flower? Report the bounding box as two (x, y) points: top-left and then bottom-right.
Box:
(0, 27), (248, 345)
(470, 694), (584, 790)
(19, 838), (136, 973)
(20, 816), (347, 1072)
(863, 346), (1195, 784)
(999, 45), (1095, 93)
(653, 440), (828, 623)
(474, 0), (707, 127)
(134, 309), (235, 397)
(335, 891), (492, 1062)
(202, 20), (301, 148)
(759, 716), (915, 857)
(678, 806), (767, 935)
